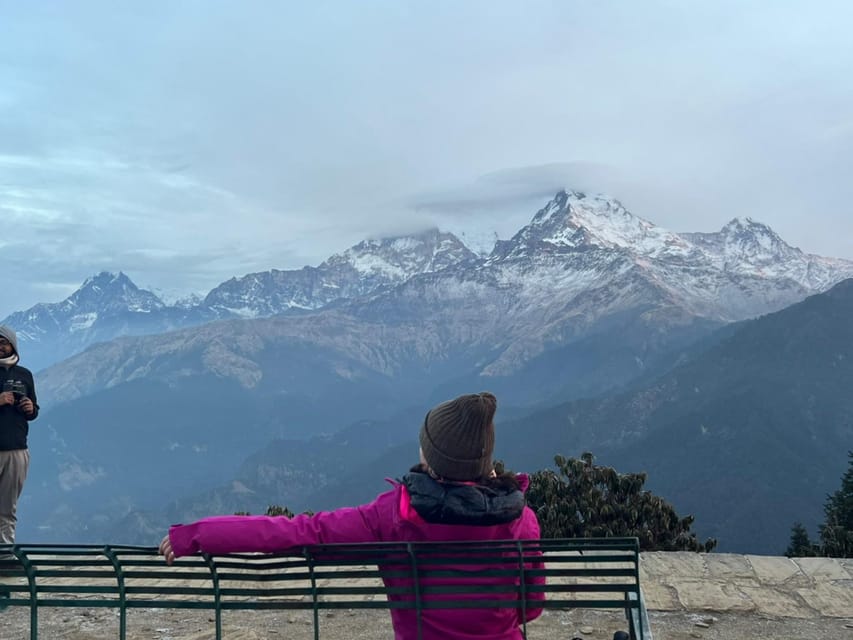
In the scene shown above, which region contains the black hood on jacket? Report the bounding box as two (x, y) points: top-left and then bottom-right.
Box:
(401, 471), (526, 526)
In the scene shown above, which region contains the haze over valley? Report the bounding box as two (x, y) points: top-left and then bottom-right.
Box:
(7, 191), (853, 554)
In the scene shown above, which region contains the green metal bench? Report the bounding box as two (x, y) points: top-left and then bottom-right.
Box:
(1, 537), (652, 640)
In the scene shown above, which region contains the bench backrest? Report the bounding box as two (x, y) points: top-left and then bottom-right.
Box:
(1, 537), (650, 640)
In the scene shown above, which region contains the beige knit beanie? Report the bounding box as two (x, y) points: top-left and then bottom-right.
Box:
(419, 392), (497, 481)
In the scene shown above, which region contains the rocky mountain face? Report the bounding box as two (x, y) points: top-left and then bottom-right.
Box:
(116, 278), (853, 553)
(9, 191), (853, 376)
(5, 230), (477, 372)
(202, 230), (477, 318)
(492, 278), (853, 553)
(4, 272), (190, 372)
(492, 191), (850, 323)
(26, 191), (853, 396)
(13, 190), (853, 547)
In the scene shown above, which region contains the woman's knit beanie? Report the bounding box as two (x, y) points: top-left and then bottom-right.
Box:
(419, 392), (497, 481)
(0, 325), (18, 354)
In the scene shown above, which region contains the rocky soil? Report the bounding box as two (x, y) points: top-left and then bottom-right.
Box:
(3, 605), (853, 640)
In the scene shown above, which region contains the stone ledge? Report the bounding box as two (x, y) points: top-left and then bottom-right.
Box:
(640, 552), (853, 618)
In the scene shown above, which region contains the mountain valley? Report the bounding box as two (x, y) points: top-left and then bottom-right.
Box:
(8, 190), (853, 552)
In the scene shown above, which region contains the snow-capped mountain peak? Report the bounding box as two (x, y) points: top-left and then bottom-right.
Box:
(717, 217), (792, 256)
(494, 190), (691, 260)
(71, 271), (165, 313)
(200, 228), (477, 321)
(323, 228), (476, 280)
(1, 272), (168, 368)
(684, 217), (801, 271)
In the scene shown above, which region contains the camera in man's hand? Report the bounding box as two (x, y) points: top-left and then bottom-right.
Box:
(2, 379), (27, 401)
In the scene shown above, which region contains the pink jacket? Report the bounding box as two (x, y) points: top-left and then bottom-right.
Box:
(169, 474), (544, 640)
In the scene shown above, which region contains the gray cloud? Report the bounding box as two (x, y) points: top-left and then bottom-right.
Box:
(0, 1), (851, 316)
(411, 163), (631, 214)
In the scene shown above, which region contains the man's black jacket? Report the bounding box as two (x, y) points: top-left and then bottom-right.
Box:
(0, 364), (39, 450)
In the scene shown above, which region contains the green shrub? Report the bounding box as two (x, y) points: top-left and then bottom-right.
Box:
(526, 452), (716, 552)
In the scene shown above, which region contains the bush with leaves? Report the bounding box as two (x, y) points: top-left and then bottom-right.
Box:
(526, 452), (716, 552)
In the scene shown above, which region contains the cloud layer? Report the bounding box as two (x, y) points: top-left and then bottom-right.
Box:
(1, 2), (851, 316)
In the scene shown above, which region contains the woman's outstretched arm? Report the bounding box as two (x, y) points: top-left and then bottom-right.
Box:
(160, 488), (398, 563)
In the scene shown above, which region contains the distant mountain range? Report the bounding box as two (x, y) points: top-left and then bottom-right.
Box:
(105, 278), (853, 555)
(7, 190), (853, 375)
(81, 278), (853, 555)
(11, 190), (853, 551)
(5, 231), (478, 372)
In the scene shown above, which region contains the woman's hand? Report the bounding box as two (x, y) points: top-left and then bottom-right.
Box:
(159, 534), (176, 565)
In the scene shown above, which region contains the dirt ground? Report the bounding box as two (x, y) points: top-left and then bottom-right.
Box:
(2, 605), (853, 640)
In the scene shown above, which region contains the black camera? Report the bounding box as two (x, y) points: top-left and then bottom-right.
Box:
(2, 379), (27, 400)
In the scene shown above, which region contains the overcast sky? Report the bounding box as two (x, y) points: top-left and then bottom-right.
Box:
(1, 1), (852, 318)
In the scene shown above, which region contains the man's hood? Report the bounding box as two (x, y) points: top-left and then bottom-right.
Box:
(0, 325), (18, 355)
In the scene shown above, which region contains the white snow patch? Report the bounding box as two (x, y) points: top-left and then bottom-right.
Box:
(69, 312), (98, 332)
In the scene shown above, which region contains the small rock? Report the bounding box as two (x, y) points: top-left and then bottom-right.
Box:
(694, 621), (710, 628)
(287, 617), (297, 624)
(690, 633), (703, 639)
(580, 626), (594, 634)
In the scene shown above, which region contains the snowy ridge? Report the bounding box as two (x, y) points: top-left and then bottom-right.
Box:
(324, 229), (475, 281)
(376, 189), (853, 373)
(204, 228), (477, 319)
(490, 191), (694, 264)
(6, 271), (164, 340)
(683, 218), (846, 290)
(6, 190), (853, 373)
(486, 190), (853, 321)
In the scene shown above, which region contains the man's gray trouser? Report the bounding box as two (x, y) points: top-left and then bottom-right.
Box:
(0, 449), (29, 545)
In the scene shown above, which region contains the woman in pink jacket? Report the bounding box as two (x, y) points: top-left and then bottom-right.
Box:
(160, 392), (544, 640)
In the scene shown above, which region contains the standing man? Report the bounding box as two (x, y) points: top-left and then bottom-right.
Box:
(0, 325), (38, 546)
